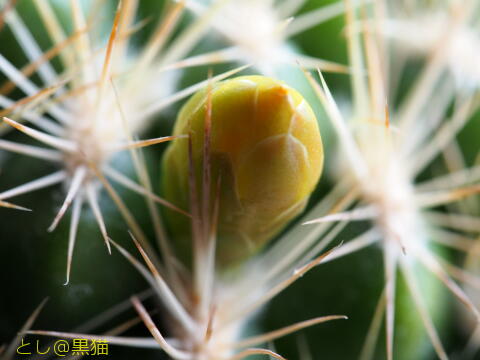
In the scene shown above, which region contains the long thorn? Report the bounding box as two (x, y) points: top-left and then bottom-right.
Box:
(131, 296), (192, 360)
(0, 170), (66, 200)
(129, 232), (196, 333)
(234, 315), (347, 348)
(64, 197), (82, 285)
(3, 117), (77, 152)
(86, 184), (111, 254)
(48, 166), (87, 232)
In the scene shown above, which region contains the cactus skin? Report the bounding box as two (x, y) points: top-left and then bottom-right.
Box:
(162, 75), (323, 266)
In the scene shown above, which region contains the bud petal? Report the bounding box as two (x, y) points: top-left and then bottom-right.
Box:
(162, 75), (324, 266)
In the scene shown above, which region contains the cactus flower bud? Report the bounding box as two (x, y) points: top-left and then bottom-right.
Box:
(162, 75), (323, 266)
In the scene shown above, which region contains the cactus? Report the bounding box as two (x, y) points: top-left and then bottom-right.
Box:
(1, 1), (480, 360)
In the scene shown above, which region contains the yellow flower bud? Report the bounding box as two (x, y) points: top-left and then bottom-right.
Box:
(162, 75), (323, 266)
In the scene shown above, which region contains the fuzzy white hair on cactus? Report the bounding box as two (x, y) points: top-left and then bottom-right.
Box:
(175, 0), (352, 76)
(382, 1), (480, 91)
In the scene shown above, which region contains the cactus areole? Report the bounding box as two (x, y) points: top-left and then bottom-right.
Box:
(162, 75), (324, 267)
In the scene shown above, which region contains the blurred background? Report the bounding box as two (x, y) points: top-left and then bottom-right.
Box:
(0, 0), (479, 359)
